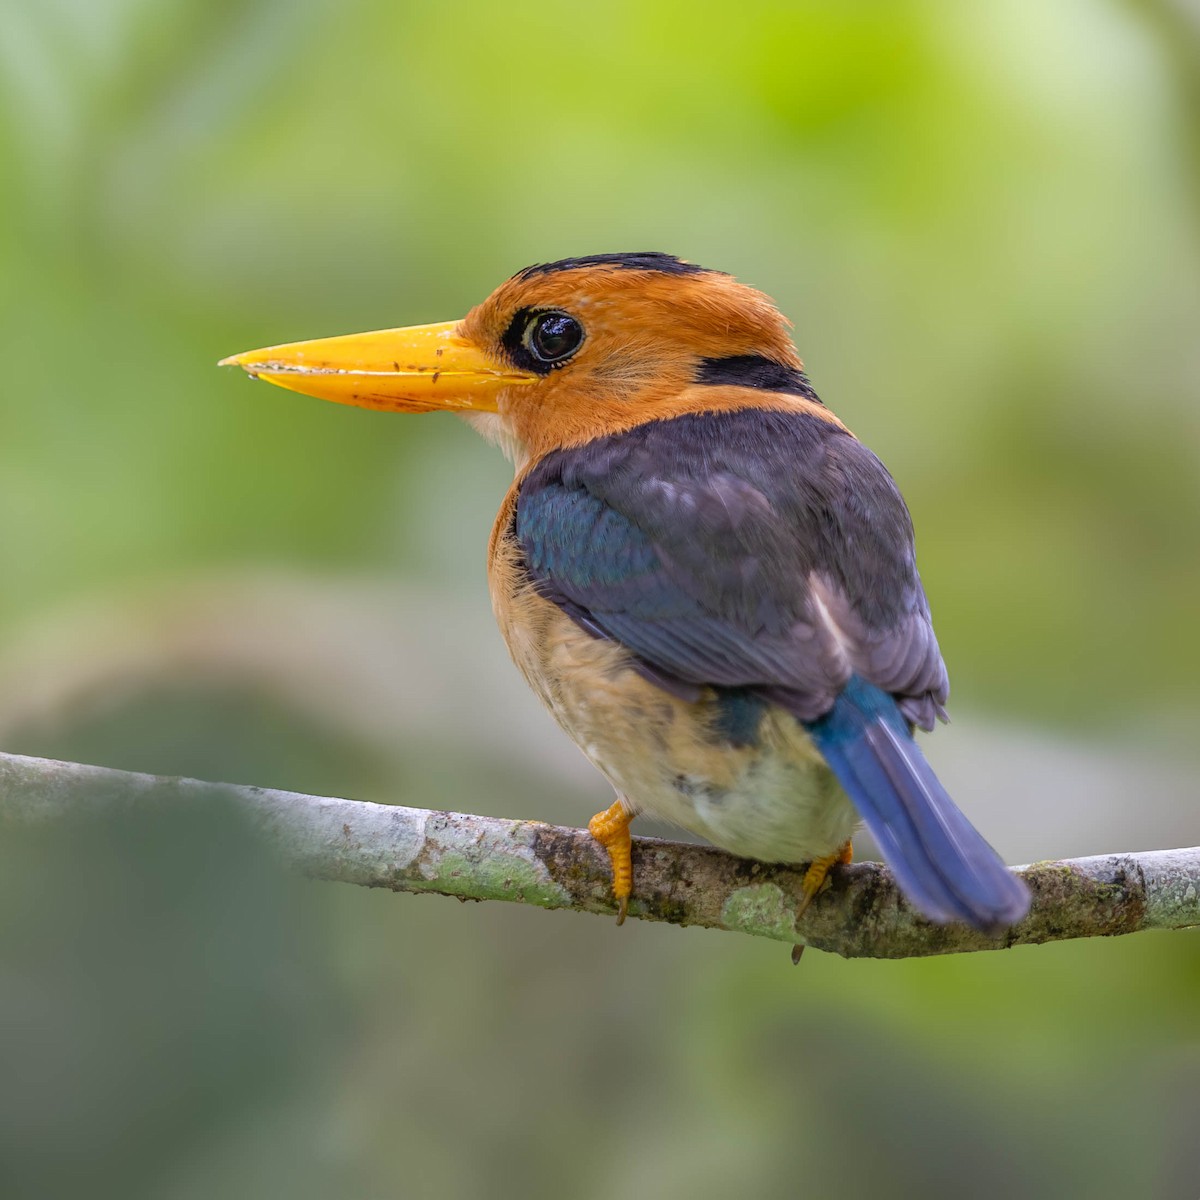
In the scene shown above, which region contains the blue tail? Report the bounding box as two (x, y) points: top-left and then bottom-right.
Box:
(806, 678), (1030, 930)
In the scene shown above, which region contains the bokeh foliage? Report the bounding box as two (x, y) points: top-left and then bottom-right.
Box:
(0, 1), (1198, 1196)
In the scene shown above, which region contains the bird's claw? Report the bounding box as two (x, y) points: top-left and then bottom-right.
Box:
(589, 797), (634, 926)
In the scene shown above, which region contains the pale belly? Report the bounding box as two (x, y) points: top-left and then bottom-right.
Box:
(491, 539), (858, 865)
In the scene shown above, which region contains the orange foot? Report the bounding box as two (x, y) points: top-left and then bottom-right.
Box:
(791, 840), (853, 964)
(588, 797), (634, 925)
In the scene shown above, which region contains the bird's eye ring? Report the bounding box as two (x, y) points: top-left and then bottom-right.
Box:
(524, 311), (584, 366)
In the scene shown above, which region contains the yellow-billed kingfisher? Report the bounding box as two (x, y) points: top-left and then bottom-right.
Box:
(222, 252), (1030, 934)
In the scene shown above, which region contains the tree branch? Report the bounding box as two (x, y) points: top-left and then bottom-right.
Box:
(1, 749), (1196, 958)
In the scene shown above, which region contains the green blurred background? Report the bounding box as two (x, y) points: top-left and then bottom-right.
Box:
(1, 0), (1198, 1196)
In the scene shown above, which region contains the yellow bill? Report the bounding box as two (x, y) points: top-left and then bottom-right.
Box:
(219, 320), (537, 413)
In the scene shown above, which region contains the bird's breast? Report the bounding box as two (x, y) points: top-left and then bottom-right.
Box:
(487, 492), (857, 864)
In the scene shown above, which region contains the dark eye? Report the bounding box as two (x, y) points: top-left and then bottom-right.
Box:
(525, 311), (584, 365)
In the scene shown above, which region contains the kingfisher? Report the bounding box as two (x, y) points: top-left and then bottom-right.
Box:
(221, 252), (1030, 936)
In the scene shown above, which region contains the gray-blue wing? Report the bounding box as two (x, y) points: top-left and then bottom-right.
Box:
(514, 408), (948, 726)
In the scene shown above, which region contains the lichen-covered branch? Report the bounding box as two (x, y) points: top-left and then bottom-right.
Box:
(1, 750), (1196, 958)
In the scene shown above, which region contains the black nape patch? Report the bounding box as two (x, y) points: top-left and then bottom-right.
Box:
(696, 355), (821, 403)
(516, 252), (711, 280)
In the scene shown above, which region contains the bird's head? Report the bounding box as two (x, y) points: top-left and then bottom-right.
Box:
(221, 253), (836, 466)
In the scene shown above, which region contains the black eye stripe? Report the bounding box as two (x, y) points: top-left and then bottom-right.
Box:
(500, 308), (585, 375)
